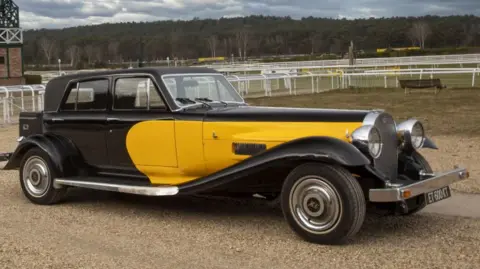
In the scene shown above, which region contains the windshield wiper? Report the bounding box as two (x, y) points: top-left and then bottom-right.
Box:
(193, 98), (213, 109)
(175, 97), (212, 110)
(176, 97), (196, 104)
(195, 97), (228, 107)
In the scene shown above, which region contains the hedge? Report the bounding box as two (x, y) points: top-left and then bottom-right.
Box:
(24, 74), (42, 85)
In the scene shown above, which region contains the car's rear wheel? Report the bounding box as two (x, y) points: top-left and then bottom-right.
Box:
(280, 163), (366, 245)
(19, 147), (67, 205)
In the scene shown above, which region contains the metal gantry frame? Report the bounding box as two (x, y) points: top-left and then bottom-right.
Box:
(0, 28), (22, 44)
(0, 0), (22, 44)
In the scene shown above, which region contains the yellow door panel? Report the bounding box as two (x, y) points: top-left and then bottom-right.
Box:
(126, 120), (178, 167)
(125, 120), (207, 186)
(174, 120), (207, 176)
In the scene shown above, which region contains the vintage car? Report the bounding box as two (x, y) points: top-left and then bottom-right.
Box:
(0, 67), (470, 245)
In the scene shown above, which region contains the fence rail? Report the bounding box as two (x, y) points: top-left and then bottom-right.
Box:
(201, 53), (480, 72)
(25, 53), (480, 84)
(1, 68), (479, 125)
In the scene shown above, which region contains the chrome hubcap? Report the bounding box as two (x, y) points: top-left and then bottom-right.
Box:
(22, 156), (50, 198)
(289, 176), (342, 234)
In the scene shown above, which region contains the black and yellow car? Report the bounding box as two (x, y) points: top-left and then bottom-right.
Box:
(0, 67), (470, 245)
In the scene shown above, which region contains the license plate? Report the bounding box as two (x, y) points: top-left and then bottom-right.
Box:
(425, 186), (451, 205)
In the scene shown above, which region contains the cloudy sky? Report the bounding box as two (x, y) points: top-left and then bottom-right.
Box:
(13, 0), (480, 29)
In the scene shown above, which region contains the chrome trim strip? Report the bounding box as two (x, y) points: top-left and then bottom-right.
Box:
(369, 167), (469, 202)
(53, 178), (179, 196)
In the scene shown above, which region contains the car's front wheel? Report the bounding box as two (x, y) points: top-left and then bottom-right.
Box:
(280, 163), (366, 245)
(19, 147), (67, 205)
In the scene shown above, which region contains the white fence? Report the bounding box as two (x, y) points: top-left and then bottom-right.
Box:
(227, 67), (480, 96)
(25, 53), (480, 85)
(0, 84), (45, 124)
(203, 53), (480, 72)
(1, 68), (479, 124)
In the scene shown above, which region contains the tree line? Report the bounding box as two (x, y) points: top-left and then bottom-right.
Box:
(22, 15), (480, 69)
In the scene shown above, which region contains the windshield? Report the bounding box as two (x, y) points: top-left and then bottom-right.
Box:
(161, 73), (245, 107)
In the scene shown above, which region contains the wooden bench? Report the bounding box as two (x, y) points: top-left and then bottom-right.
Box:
(398, 78), (446, 95)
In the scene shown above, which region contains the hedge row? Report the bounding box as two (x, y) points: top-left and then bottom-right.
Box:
(24, 74), (42, 85)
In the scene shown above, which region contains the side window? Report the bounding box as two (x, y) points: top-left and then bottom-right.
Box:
(61, 79), (108, 111)
(113, 77), (166, 110)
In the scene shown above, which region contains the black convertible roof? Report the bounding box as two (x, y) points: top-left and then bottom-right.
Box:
(43, 67), (219, 112)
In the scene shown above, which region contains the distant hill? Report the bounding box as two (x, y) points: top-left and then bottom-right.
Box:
(21, 15), (480, 69)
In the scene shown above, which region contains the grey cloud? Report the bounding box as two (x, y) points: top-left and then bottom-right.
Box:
(16, 0), (121, 19)
(13, 0), (480, 29)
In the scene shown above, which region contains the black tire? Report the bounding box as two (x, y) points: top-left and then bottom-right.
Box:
(19, 147), (67, 205)
(402, 151), (432, 215)
(280, 162), (366, 245)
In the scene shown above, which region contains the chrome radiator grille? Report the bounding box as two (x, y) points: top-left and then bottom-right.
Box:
(364, 111), (398, 181)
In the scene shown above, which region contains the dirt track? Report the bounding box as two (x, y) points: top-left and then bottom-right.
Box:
(1, 125), (480, 268)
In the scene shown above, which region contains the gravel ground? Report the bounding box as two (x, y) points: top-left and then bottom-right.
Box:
(1, 125), (480, 269)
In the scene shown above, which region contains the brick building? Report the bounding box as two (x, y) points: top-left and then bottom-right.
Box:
(0, 0), (24, 86)
(0, 45), (24, 85)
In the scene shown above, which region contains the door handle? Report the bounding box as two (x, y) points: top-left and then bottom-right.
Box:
(51, 118), (64, 122)
(107, 117), (120, 122)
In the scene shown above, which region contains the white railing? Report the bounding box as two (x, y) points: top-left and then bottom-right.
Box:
(200, 53), (480, 72)
(1, 68), (479, 125)
(24, 53), (480, 84)
(0, 84), (45, 124)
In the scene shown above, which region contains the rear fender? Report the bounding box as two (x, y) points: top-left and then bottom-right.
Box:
(3, 133), (85, 177)
(178, 136), (371, 194)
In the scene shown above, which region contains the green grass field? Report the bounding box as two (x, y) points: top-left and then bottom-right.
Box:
(229, 72), (480, 97)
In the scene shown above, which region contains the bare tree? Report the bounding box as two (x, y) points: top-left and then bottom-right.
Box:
(206, 35), (218, 57)
(170, 30), (180, 58)
(275, 35), (284, 54)
(463, 23), (480, 46)
(65, 45), (79, 66)
(408, 21), (432, 49)
(235, 26), (250, 60)
(93, 46), (103, 63)
(222, 38), (228, 57)
(84, 44), (95, 65)
(309, 32), (322, 54)
(108, 41), (120, 62)
(38, 37), (56, 65)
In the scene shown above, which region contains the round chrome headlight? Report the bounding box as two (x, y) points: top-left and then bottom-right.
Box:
(368, 127), (382, 158)
(410, 121), (425, 148)
(351, 125), (383, 159)
(397, 119), (425, 149)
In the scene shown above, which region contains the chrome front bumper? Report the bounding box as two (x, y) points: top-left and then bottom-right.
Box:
(369, 166), (470, 202)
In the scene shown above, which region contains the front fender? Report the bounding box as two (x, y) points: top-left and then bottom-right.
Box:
(178, 136), (370, 194)
(260, 136), (371, 167)
(3, 133), (85, 176)
(422, 137), (438, 150)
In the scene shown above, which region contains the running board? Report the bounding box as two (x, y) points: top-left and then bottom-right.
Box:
(53, 178), (179, 196)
